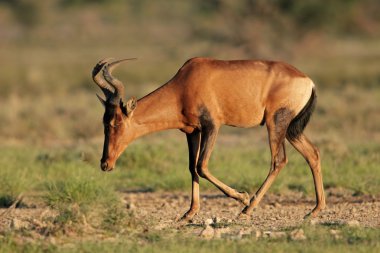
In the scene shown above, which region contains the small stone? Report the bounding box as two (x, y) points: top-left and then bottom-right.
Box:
(254, 230), (262, 238)
(346, 220), (360, 227)
(49, 237), (56, 245)
(31, 219), (43, 227)
(263, 231), (287, 239)
(126, 202), (136, 210)
(200, 225), (215, 239)
(213, 216), (222, 224)
(263, 231), (271, 237)
(310, 219), (319, 225)
(204, 218), (213, 226)
(290, 229), (306, 241)
(330, 229), (342, 239)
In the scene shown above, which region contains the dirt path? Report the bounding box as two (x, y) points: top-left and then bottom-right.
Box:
(1, 189), (379, 241)
(123, 190), (380, 232)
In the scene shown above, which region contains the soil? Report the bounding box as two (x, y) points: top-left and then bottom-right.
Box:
(123, 189), (380, 231)
(1, 188), (379, 241)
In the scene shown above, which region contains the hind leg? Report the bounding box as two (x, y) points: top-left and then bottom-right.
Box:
(240, 113), (289, 217)
(288, 134), (326, 217)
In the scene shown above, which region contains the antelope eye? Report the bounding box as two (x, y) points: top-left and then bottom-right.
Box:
(105, 123), (120, 129)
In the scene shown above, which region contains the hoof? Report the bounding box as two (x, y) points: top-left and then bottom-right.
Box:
(236, 212), (251, 221)
(304, 206), (325, 220)
(303, 212), (312, 220)
(177, 210), (198, 223)
(238, 191), (250, 206)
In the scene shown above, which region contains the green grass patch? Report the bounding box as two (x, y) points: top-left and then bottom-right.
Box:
(0, 139), (379, 201)
(44, 179), (112, 210)
(1, 225), (379, 253)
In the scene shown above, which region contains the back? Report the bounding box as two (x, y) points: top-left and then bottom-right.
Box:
(174, 58), (313, 128)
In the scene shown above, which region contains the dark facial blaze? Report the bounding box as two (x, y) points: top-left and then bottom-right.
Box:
(100, 103), (126, 171)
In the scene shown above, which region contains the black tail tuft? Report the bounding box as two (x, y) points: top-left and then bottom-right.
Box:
(286, 88), (317, 141)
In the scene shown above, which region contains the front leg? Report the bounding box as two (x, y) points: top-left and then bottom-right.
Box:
(180, 174), (200, 221)
(196, 121), (250, 206)
(180, 131), (201, 222)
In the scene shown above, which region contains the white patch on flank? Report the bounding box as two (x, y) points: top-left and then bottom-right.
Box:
(290, 78), (314, 116)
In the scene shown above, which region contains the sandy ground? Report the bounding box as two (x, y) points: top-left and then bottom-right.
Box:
(123, 189), (380, 231)
(1, 188), (379, 241)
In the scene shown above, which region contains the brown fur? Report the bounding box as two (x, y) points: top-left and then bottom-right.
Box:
(92, 57), (325, 221)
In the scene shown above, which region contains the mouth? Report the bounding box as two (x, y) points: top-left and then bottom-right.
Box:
(100, 161), (114, 172)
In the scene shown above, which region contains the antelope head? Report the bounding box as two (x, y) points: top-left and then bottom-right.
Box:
(92, 58), (137, 171)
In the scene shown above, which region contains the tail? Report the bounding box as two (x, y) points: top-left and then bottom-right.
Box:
(286, 88), (317, 141)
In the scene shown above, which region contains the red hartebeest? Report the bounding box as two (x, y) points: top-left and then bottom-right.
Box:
(92, 57), (326, 221)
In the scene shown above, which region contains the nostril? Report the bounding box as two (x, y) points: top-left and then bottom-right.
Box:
(100, 162), (108, 171)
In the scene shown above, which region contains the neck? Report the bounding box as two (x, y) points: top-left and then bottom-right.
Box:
(128, 83), (184, 141)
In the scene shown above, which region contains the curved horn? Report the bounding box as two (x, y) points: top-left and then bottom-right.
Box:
(92, 58), (114, 99)
(102, 58), (137, 103)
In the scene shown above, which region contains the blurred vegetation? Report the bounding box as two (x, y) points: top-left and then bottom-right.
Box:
(0, 0), (378, 190)
(1, 224), (380, 252)
(0, 0), (378, 193)
(0, 0), (379, 144)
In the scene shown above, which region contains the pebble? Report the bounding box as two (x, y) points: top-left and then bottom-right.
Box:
(32, 218), (44, 227)
(290, 229), (306, 241)
(49, 237), (57, 245)
(213, 216), (222, 224)
(126, 202), (136, 210)
(330, 229), (342, 239)
(254, 230), (262, 238)
(204, 218), (213, 226)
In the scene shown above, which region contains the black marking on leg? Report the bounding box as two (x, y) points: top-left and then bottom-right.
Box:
(196, 106), (216, 177)
(273, 107), (293, 138)
(199, 106), (215, 132)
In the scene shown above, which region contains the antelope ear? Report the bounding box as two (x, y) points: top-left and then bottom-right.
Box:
(96, 94), (106, 107)
(124, 97), (137, 117)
